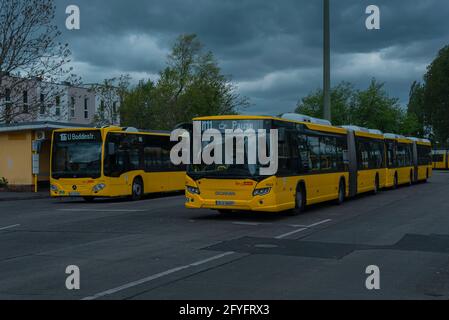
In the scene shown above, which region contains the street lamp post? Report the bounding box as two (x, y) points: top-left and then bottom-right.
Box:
(323, 0), (331, 121)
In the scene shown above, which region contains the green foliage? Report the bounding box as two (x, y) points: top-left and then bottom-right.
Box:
(295, 82), (354, 126)
(121, 34), (249, 130)
(0, 177), (8, 188)
(296, 79), (416, 135)
(423, 45), (449, 146)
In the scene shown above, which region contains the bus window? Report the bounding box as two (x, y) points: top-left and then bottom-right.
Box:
(308, 136), (321, 172)
(320, 136), (337, 171)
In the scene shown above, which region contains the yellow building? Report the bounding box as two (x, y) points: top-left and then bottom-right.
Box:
(0, 122), (89, 191)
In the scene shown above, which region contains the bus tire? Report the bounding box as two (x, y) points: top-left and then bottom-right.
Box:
(83, 197), (95, 203)
(335, 179), (345, 205)
(373, 174), (380, 194)
(409, 170), (413, 186)
(425, 169), (429, 182)
(393, 173), (399, 189)
(131, 177), (144, 201)
(289, 184), (305, 216)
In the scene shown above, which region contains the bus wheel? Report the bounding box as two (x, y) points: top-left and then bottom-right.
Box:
(373, 175), (380, 194)
(425, 169), (429, 182)
(393, 174), (398, 189)
(409, 171), (413, 186)
(336, 180), (345, 205)
(289, 185), (305, 215)
(83, 197), (95, 203)
(131, 178), (144, 201)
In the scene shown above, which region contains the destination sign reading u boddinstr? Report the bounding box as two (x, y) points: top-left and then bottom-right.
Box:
(57, 132), (101, 142)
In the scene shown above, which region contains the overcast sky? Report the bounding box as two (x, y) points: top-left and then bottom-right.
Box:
(56, 0), (449, 115)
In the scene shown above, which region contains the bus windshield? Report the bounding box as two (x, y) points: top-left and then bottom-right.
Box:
(52, 131), (103, 179)
(187, 119), (271, 180)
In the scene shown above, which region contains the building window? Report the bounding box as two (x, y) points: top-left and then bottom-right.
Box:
(40, 93), (45, 115)
(22, 90), (29, 113)
(70, 96), (75, 118)
(84, 98), (89, 119)
(55, 96), (61, 116)
(4, 88), (12, 118)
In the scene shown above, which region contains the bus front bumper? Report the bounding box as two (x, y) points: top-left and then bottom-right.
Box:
(50, 180), (109, 198)
(185, 194), (289, 213)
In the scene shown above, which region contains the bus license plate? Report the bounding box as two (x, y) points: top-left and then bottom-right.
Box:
(69, 192), (80, 196)
(216, 201), (235, 206)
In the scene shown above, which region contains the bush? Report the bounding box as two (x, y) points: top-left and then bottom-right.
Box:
(0, 177), (8, 188)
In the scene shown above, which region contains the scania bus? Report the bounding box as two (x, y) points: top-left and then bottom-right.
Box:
(432, 150), (449, 170)
(184, 114), (431, 214)
(50, 126), (185, 201)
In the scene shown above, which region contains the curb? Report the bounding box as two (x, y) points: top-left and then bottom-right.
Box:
(0, 195), (50, 202)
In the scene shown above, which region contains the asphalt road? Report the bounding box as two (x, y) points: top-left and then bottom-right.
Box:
(1, 171), (449, 300)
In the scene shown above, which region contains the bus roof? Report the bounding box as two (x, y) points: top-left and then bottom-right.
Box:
(193, 115), (348, 135)
(53, 126), (170, 136)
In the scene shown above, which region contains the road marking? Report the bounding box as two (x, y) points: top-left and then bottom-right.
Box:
(0, 224), (20, 231)
(306, 219), (332, 228)
(58, 209), (146, 212)
(275, 219), (332, 239)
(82, 251), (235, 300)
(232, 222), (265, 226)
(275, 228), (307, 239)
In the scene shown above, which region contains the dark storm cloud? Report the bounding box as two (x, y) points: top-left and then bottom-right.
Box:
(56, 0), (449, 115)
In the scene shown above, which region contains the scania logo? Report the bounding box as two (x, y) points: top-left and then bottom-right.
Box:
(72, 185), (77, 191)
(215, 191), (236, 196)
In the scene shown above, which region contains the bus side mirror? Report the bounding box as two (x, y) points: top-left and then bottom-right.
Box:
(278, 128), (286, 143)
(108, 143), (115, 155)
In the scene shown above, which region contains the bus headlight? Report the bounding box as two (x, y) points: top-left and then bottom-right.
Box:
(186, 186), (200, 195)
(50, 184), (58, 192)
(92, 183), (106, 193)
(253, 187), (272, 196)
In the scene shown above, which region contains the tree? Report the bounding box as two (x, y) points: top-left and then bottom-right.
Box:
(91, 75), (130, 127)
(120, 79), (155, 129)
(121, 34), (249, 130)
(422, 45), (449, 146)
(0, 0), (76, 123)
(406, 81), (426, 137)
(351, 79), (403, 133)
(295, 82), (355, 126)
(296, 79), (416, 135)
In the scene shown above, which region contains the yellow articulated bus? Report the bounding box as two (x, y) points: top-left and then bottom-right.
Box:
(50, 126), (185, 201)
(185, 114), (431, 214)
(432, 150), (449, 170)
(408, 137), (433, 182)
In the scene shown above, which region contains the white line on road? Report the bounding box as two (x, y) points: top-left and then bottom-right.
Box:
(0, 224), (20, 231)
(275, 228), (307, 239)
(275, 219), (332, 239)
(58, 209), (146, 212)
(232, 222), (266, 226)
(82, 251), (235, 300)
(306, 219), (332, 228)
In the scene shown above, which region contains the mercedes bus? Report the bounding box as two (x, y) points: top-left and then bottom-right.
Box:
(50, 126), (185, 201)
(184, 114), (431, 214)
(408, 137), (432, 182)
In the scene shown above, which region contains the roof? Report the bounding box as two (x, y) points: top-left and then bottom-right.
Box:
(0, 121), (91, 133)
(193, 115), (347, 135)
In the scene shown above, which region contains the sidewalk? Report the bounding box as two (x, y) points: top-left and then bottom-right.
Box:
(0, 191), (50, 202)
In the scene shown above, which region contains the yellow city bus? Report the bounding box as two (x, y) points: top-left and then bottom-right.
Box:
(50, 126), (185, 201)
(408, 137), (432, 182)
(185, 115), (432, 214)
(432, 150), (449, 170)
(342, 126), (386, 196)
(384, 134), (415, 188)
